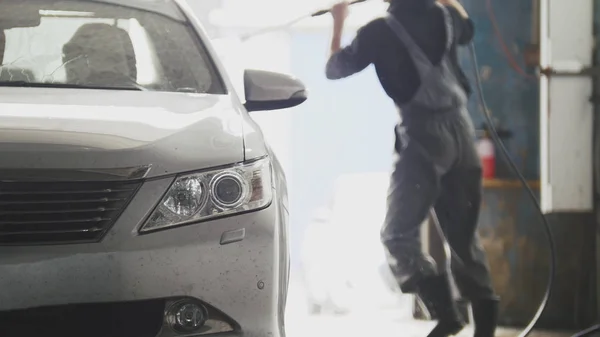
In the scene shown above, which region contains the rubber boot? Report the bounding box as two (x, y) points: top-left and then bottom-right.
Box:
(472, 297), (500, 337)
(417, 274), (466, 337)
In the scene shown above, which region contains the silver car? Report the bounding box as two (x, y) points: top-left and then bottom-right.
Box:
(0, 1), (306, 337)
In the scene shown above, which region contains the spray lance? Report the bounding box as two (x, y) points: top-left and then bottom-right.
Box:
(238, 0), (368, 42)
(234, 1), (573, 337)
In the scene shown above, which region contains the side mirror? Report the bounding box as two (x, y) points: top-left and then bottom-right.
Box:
(243, 69), (307, 112)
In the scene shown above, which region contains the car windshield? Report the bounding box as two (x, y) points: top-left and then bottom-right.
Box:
(0, 0), (224, 93)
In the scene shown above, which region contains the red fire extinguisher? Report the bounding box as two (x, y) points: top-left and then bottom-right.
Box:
(477, 132), (495, 179)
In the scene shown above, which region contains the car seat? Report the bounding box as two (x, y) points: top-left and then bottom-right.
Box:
(62, 23), (137, 87)
(0, 67), (36, 82)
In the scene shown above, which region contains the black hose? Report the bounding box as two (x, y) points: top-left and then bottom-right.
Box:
(571, 324), (600, 337)
(466, 42), (556, 337)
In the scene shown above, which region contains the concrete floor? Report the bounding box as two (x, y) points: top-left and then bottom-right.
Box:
(286, 314), (572, 337)
(284, 279), (574, 337)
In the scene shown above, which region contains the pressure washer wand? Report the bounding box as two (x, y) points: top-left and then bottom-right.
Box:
(239, 0), (369, 42)
(311, 0), (368, 17)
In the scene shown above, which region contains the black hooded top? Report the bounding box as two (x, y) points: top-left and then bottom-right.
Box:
(391, 0), (438, 12)
(325, 1), (475, 106)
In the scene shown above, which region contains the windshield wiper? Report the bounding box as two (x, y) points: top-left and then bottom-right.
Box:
(0, 81), (144, 91)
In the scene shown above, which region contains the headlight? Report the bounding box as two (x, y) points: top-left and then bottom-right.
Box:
(140, 156), (272, 233)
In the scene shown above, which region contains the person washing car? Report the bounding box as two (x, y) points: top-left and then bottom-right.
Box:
(325, 1), (499, 336)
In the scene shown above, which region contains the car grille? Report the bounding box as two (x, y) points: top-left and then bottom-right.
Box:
(0, 180), (142, 245)
(0, 299), (165, 337)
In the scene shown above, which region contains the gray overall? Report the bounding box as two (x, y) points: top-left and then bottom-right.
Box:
(380, 5), (495, 301)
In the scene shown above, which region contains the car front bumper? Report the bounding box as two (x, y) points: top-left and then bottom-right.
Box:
(0, 177), (289, 337)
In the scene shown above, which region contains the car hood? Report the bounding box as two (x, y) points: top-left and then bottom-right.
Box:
(0, 88), (247, 179)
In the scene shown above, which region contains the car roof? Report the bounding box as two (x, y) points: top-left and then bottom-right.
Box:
(24, 0), (187, 21)
(96, 0), (184, 19)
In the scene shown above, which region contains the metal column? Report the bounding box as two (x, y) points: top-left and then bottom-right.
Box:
(539, 0), (594, 213)
(539, 0), (599, 327)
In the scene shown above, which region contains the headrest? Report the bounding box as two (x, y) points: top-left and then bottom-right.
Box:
(63, 23), (137, 85)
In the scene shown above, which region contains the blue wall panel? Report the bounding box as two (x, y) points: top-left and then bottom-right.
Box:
(460, 0), (540, 180)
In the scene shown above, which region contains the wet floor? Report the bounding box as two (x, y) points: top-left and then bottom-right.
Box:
(286, 314), (572, 337)
(284, 279), (573, 337)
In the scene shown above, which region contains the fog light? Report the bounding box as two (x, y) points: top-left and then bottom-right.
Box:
(167, 300), (208, 333)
